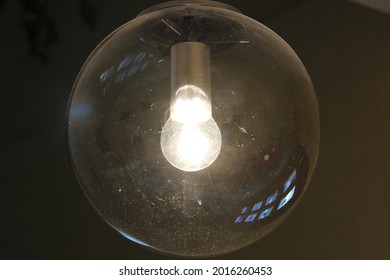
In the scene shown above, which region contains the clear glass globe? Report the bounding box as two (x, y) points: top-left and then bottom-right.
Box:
(67, 0), (320, 257)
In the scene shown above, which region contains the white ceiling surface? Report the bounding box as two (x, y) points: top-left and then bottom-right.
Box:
(350, 0), (390, 14)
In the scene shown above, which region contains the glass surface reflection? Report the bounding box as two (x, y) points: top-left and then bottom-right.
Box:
(233, 143), (308, 226)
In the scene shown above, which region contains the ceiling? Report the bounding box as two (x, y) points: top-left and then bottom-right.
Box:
(350, 0), (390, 14)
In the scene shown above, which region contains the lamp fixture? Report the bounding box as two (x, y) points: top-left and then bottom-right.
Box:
(161, 41), (222, 172)
(67, 0), (320, 257)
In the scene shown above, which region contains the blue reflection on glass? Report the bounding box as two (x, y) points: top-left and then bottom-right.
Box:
(117, 230), (153, 248)
(117, 56), (133, 72)
(266, 191), (278, 206)
(99, 52), (153, 97)
(277, 186), (296, 210)
(284, 169), (297, 193)
(235, 215), (244, 223)
(241, 207), (249, 214)
(70, 104), (93, 119)
(100, 67), (114, 82)
(245, 213), (258, 222)
(252, 201), (262, 212)
(258, 207), (274, 220)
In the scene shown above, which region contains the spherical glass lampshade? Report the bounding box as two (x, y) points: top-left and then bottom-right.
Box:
(67, 0), (320, 257)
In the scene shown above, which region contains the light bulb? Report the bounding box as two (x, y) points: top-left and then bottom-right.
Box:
(161, 118), (221, 172)
(161, 41), (221, 171)
(161, 96), (222, 171)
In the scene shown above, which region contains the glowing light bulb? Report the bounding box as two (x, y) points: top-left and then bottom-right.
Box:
(160, 42), (221, 172)
(161, 85), (222, 172)
(160, 118), (221, 172)
(171, 85), (211, 123)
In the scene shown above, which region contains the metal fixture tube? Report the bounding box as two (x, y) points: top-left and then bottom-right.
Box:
(170, 41), (211, 119)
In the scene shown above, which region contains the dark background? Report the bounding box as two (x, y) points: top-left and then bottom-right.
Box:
(1, 0), (389, 259)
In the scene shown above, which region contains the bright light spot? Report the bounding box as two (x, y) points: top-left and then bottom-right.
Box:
(177, 123), (210, 168)
(171, 85), (211, 123)
(172, 97), (210, 123)
(160, 118), (221, 172)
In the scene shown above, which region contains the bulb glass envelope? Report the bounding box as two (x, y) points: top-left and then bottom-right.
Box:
(67, 0), (320, 257)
